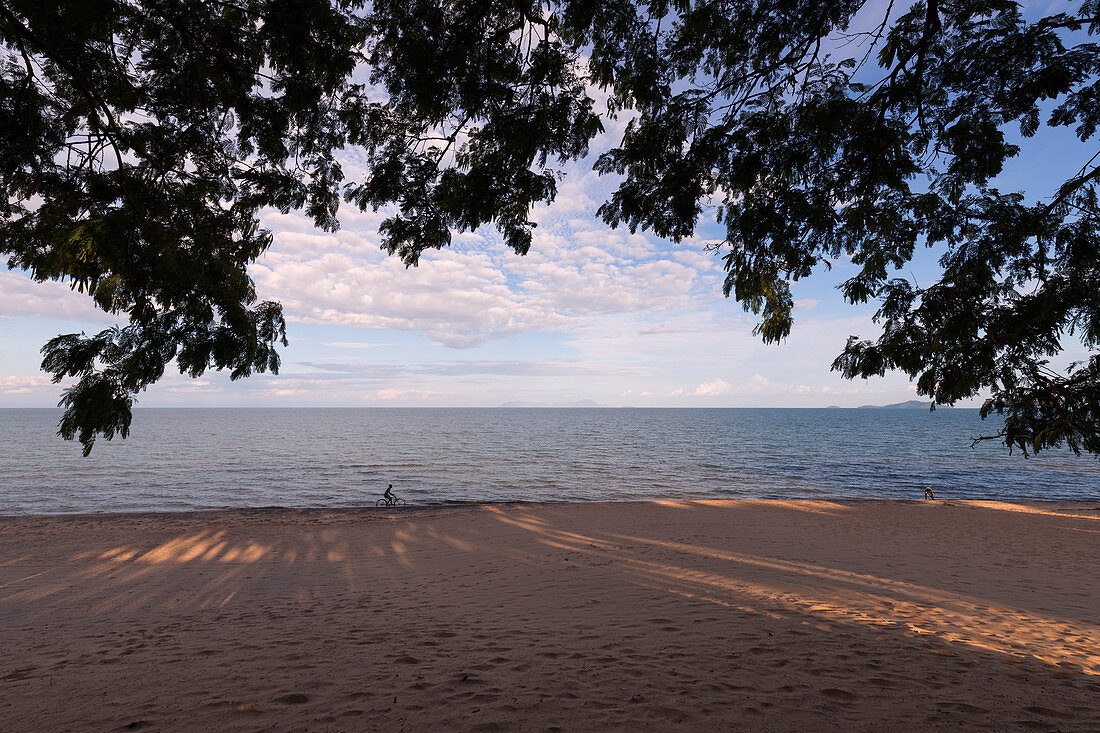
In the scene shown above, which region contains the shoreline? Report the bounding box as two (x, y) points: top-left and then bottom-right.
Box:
(3, 499), (1098, 730)
(3, 496), (1099, 521)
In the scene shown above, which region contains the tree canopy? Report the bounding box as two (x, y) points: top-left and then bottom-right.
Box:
(2, 0), (1098, 456)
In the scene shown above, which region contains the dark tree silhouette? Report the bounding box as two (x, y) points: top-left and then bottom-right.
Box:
(2, 0), (1098, 456)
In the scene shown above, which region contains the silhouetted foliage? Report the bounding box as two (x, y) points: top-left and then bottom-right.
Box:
(2, 0), (1098, 456)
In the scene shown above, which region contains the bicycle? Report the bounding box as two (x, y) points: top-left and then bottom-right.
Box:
(376, 495), (406, 507)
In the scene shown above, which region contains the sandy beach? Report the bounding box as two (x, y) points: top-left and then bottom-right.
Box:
(1, 499), (1098, 731)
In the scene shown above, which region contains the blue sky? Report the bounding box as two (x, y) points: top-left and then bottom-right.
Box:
(0, 1), (1091, 409)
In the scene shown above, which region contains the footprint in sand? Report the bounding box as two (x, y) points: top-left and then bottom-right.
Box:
(276, 693), (309, 705)
(657, 707), (694, 723)
(942, 702), (989, 714)
(1024, 706), (1073, 719)
(819, 688), (858, 702)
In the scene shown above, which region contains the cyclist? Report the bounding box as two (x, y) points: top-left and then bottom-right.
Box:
(383, 484), (396, 505)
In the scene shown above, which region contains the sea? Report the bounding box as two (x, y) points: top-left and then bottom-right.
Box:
(1, 407), (1097, 515)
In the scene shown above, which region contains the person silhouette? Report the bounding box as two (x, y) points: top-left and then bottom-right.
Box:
(384, 483), (396, 504)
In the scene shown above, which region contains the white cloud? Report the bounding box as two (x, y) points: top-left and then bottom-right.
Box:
(0, 271), (116, 323)
(252, 244), (564, 347)
(370, 388), (441, 402)
(241, 119), (734, 351)
(0, 375), (54, 394)
(251, 194), (719, 347)
(691, 378), (733, 396)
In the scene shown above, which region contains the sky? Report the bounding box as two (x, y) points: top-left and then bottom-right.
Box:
(0, 0), (1090, 409)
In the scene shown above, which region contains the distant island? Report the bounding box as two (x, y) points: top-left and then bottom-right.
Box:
(499, 399), (602, 408)
(825, 400), (943, 409)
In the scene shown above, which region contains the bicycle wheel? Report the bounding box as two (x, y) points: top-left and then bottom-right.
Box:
(394, 498), (406, 506)
(375, 498), (387, 507)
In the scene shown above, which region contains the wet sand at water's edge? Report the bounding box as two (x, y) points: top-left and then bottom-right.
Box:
(1, 499), (1098, 731)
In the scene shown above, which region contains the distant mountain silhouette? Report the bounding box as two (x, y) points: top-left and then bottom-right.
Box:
(856, 400), (939, 409)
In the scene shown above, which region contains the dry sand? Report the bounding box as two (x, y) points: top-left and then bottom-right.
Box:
(1, 499), (1098, 731)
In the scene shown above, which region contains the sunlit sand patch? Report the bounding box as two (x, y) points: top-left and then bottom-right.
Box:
(390, 540), (414, 569)
(497, 516), (1100, 676)
(608, 534), (969, 604)
(440, 534), (476, 552)
(962, 501), (1100, 521)
(749, 499), (857, 515)
(218, 542), (269, 563)
(653, 499), (856, 515)
(487, 505), (548, 526)
(491, 513), (621, 551)
(489, 514), (547, 534)
(626, 573), (792, 620)
(652, 500), (698, 510)
(200, 542), (227, 561)
(129, 532), (231, 564)
(537, 538), (575, 552)
(0, 581), (69, 603)
(623, 548), (1099, 673)
(620, 555), (1100, 675)
(0, 568), (56, 590)
(1068, 526), (1100, 534)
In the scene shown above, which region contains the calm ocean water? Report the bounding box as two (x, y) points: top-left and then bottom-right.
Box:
(1, 407), (1097, 514)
